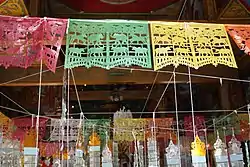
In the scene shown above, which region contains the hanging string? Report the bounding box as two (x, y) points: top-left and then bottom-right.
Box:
(66, 69), (70, 167)
(0, 65), (63, 86)
(61, 69), (67, 167)
(152, 70), (174, 141)
(114, 67), (250, 84)
(177, 0), (188, 20)
(32, 114), (34, 127)
(173, 72), (181, 165)
(140, 72), (159, 118)
(70, 69), (83, 115)
(0, 92), (31, 115)
(203, 128), (210, 167)
(35, 58), (43, 167)
(187, 67), (196, 140)
(248, 104), (250, 139)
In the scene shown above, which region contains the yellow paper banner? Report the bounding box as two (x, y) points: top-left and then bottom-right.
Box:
(150, 22), (237, 70)
(114, 118), (146, 141)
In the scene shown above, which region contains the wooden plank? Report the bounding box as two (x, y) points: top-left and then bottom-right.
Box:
(69, 90), (159, 101)
(0, 65), (239, 86)
(29, 0), (40, 16)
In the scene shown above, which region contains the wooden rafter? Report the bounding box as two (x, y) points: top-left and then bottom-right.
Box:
(218, 0), (250, 20)
(0, 65), (238, 86)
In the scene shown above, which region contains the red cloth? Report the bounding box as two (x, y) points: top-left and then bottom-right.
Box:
(40, 161), (47, 167)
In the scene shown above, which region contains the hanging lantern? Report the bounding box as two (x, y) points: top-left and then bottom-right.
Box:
(74, 119), (86, 167)
(134, 141), (145, 167)
(102, 132), (113, 167)
(113, 142), (119, 167)
(213, 131), (229, 167)
(147, 136), (160, 167)
(228, 129), (244, 167)
(165, 139), (181, 167)
(191, 135), (207, 167)
(0, 138), (21, 166)
(113, 106), (133, 120)
(88, 132), (101, 167)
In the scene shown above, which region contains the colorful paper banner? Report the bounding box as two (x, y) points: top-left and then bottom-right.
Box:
(226, 25), (250, 56)
(13, 117), (48, 140)
(84, 119), (111, 143)
(0, 16), (67, 72)
(114, 118), (146, 141)
(145, 118), (173, 138)
(184, 116), (205, 137)
(39, 142), (60, 158)
(0, 112), (14, 137)
(65, 19), (152, 69)
(50, 118), (81, 141)
(150, 22), (237, 70)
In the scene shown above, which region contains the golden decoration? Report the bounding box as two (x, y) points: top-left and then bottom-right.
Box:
(219, 0), (250, 19)
(114, 118), (146, 141)
(89, 132), (101, 146)
(150, 22), (237, 70)
(145, 118), (173, 138)
(76, 127), (85, 150)
(23, 128), (36, 147)
(191, 135), (206, 156)
(0, 0), (28, 16)
(0, 112), (13, 137)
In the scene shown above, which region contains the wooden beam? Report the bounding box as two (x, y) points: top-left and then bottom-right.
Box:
(29, 0), (40, 16)
(203, 0), (217, 20)
(0, 65), (239, 86)
(70, 89), (166, 101)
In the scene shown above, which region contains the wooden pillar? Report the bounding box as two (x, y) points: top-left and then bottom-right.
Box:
(203, 0), (217, 20)
(219, 81), (231, 110)
(29, 0), (40, 16)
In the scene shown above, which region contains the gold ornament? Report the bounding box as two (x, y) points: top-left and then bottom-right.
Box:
(191, 135), (206, 156)
(114, 118), (146, 141)
(23, 128), (36, 147)
(0, 0), (28, 16)
(89, 132), (101, 146)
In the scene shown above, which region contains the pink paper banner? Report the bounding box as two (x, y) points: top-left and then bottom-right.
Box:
(39, 142), (60, 157)
(184, 116), (205, 137)
(12, 127), (25, 142)
(0, 16), (67, 72)
(226, 25), (250, 56)
(12, 117), (48, 140)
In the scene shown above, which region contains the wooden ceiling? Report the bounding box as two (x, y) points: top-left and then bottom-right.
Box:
(57, 0), (179, 13)
(0, 0), (248, 117)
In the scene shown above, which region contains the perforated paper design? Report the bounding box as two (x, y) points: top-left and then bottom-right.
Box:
(0, 16), (67, 72)
(150, 22), (237, 70)
(0, 112), (13, 137)
(50, 119), (81, 141)
(65, 19), (152, 69)
(226, 25), (250, 55)
(145, 118), (173, 138)
(114, 118), (145, 141)
(84, 119), (110, 143)
(184, 116), (205, 137)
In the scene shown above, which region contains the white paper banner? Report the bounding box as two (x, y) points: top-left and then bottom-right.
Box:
(50, 119), (82, 141)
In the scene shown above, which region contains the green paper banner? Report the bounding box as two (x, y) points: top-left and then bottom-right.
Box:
(65, 19), (152, 69)
(84, 119), (111, 144)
